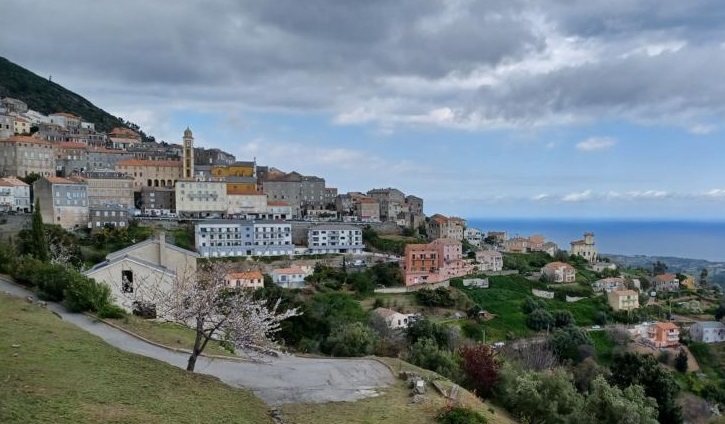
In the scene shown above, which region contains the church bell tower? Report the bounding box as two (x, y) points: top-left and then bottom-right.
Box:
(183, 127), (194, 179)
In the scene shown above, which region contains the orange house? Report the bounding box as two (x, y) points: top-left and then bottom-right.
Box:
(647, 322), (679, 348)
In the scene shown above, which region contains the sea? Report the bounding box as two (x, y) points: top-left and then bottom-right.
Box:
(465, 219), (725, 263)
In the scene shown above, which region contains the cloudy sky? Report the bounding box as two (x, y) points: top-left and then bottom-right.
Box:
(4, 0), (725, 219)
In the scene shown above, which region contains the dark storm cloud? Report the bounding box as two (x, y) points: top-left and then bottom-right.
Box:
(2, 0), (724, 128)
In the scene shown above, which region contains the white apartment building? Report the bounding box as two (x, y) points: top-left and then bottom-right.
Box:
(176, 179), (228, 217)
(195, 220), (293, 257)
(0, 177), (30, 212)
(464, 227), (483, 247)
(307, 224), (364, 254)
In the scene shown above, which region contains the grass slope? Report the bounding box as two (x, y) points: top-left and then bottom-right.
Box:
(281, 358), (517, 424)
(0, 294), (272, 424)
(460, 275), (609, 340)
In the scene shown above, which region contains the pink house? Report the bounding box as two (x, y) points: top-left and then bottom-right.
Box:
(402, 238), (467, 286)
(541, 262), (576, 283)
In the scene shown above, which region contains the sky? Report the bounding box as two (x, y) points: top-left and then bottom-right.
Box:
(3, 1), (725, 220)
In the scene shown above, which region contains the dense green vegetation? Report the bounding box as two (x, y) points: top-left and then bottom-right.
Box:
(0, 56), (142, 135)
(362, 226), (425, 255)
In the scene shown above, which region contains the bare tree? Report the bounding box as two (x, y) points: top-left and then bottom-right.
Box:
(150, 261), (300, 372)
(502, 341), (559, 371)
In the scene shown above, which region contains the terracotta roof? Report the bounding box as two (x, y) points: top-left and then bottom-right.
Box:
(115, 159), (181, 167)
(544, 261), (575, 270)
(267, 201), (290, 206)
(226, 271), (264, 281)
(652, 321), (678, 330)
(654, 274), (677, 281)
(0, 180), (11, 187)
(273, 266), (306, 275)
(4, 135), (49, 145)
(529, 234), (546, 244)
(57, 142), (88, 149)
(0, 177), (29, 187)
(50, 112), (80, 119)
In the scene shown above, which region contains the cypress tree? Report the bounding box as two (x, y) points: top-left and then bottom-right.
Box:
(31, 199), (49, 262)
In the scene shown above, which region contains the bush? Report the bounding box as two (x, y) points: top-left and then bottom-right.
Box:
(461, 321), (485, 341)
(325, 322), (376, 357)
(97, 303), (127, 319)
(526, 308), (554, 331)
(416, 287), (455, 307)
(459, 344), (501, 398)
(437, 406), (487, 424)
(408, 337), (460, 380)
(64, 274), (111, 312)
(35, 264), (74, 301)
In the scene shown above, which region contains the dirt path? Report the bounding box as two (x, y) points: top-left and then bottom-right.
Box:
(0, 276), (393, 405)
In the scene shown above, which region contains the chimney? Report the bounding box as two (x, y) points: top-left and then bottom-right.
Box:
(158, 231), (166, 267)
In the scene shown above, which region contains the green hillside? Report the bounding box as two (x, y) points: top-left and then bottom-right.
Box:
(0, 56), (140, 136)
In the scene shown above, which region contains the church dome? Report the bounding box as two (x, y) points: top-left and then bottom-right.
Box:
(183, 127), (193, 138)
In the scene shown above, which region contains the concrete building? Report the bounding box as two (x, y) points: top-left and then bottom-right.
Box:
(307, 224), (364, 254)
(0, 114), (13, 139)
(141, 186), (175, 215)
(0, 176), (30, 212)
(225, 270), (264, 290)
(367, 188), (405, 222)
(541, 261), (576, 283)
(114, 159), (182, 191)
(87, 147), (134, 172)
(48, 112), (81, 130)
(262, 171), (326, 217)
(593, 277), (626, 292)
(475, 250), (503, 272)
(427, 214), (466, 241)
(570, 232), (598, 263)
(271, 266), (311, 289)
(83, 171), (134, 212)
(89, 204), (131, 231)
(607, 290), (640, 311)
(464, 227), (483, 247)
(0, 135), (55, 178)
(265, 201), (292, 220)
(402, 238), (466, 286)
(84, 233), (199, 317)
(647, 322), (679, 348)
(373, 307), (415, 329)
(227, 189), (268, 217)
(107, 127), (142, 150)
(653, 274), (680, 293)
(689, 321), (725, 343)
(175, 179), (227, 217)
(195, 220), (293, 258)
(33, 176), (88, 230)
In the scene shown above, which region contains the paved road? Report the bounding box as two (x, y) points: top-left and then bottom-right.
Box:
(0, 277), (393, 405)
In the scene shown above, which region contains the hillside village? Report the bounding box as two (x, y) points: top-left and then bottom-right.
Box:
(2, 94), (725, 424)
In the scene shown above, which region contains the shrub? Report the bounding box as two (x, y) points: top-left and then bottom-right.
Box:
(64, 274), (111, 312)
(35, 264), (74, 301)
(459, 344), (501, 398)
(325, 322), (376, 357)
(526, 308), (554, 331)
(437, 406), (488, 424)
(97, 303), (127, 319)
(461, 321), (485, 341)
(674, 349), (688, 373)
(416, 287), (455, 307)
(408, 337), (460, 380)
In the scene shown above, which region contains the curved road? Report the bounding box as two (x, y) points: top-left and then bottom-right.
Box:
(0, 277), (393, 405)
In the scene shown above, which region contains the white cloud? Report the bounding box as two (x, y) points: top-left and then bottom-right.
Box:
(575, 137), (617, 152)
(561, 189), (593, 202)
(689, 124), (716, 135)
(532, 193), (550, 201)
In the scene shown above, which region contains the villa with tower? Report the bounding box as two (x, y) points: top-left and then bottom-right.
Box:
(570, 232), (598, 263)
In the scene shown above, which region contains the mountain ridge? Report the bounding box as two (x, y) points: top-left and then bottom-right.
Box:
(0, 56), (150, 139)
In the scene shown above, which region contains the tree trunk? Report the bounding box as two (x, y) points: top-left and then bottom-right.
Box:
(187, 318), (205, 372)
(186, 351), (199, 372)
